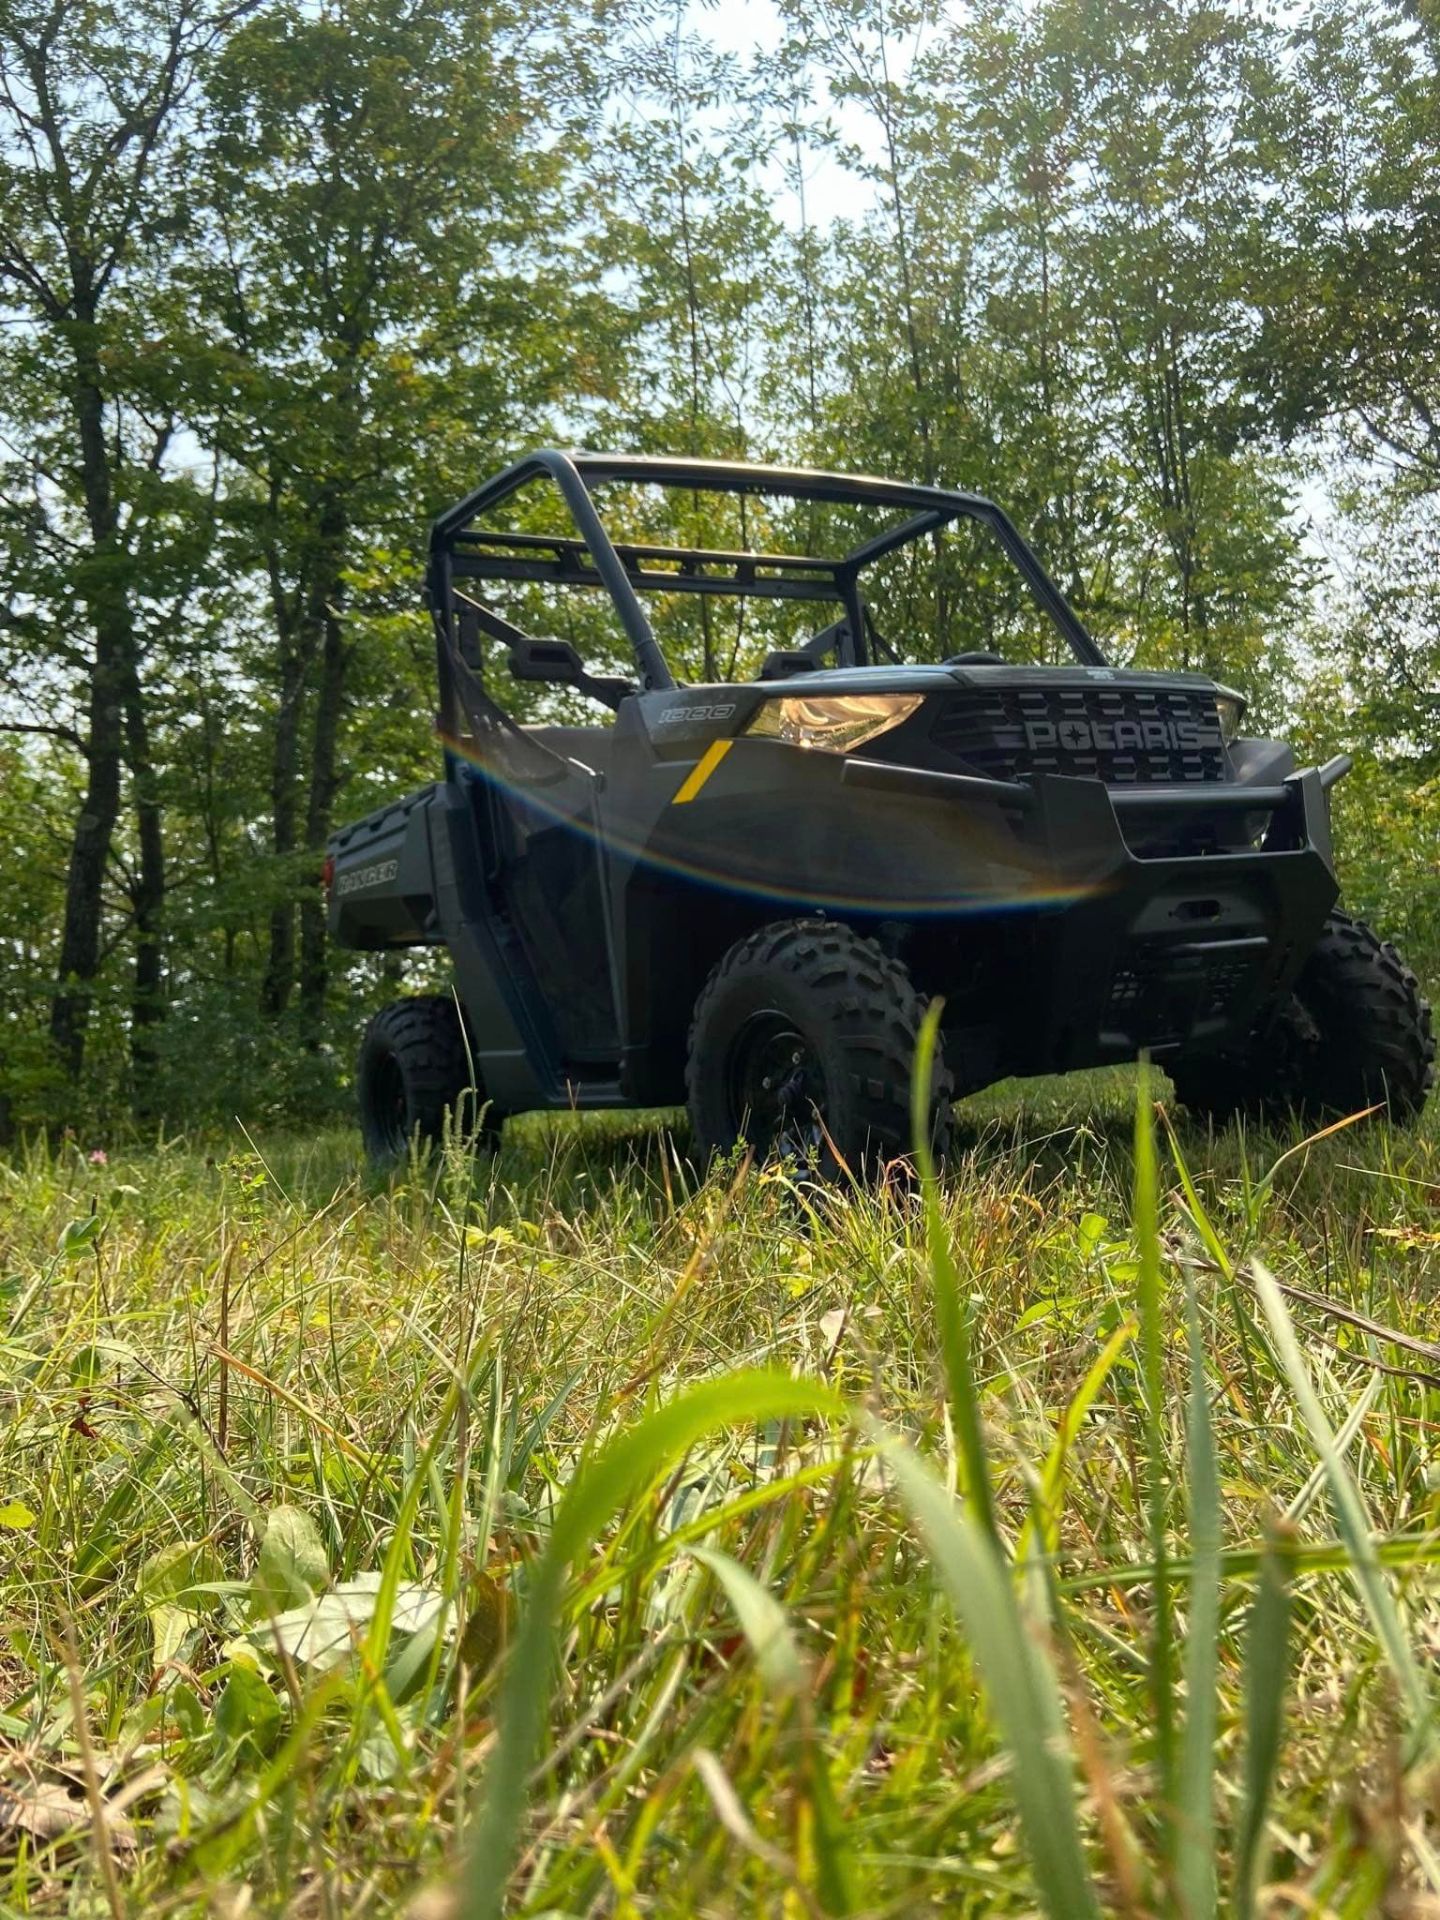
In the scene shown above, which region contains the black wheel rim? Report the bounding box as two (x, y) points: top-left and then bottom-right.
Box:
(725, 1011), (825, 1161)
(369, 1051), (410, 1156)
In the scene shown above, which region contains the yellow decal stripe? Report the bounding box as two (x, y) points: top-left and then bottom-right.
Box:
(671, 738), (734, 805)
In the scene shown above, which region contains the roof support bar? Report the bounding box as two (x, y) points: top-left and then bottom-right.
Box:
(449, 551), (844, 603)
(534, 452), (675, 691)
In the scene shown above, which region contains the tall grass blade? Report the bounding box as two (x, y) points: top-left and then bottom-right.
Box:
(1162, 1108), (1233, 1281)
(1017, 1315), (1136, 1570)
(1249, 1257), (1436, 1765)
(1239, 1108), (1378, 1252)
(1132, 1059), (1175, 1804)
(690, 1545), (805, 1700)
(912, 1001), (997, 1547)
(802, 1738), (860, 1916)
(1284, 1370), (1384, 1525)
(1235, 1523), (1295, 1920)
(460, 1369), (847, 1920)
(688, 1549), (856, 1908)
(352, 1372), (474, 1770)
(1175, 1271), (1221, 1919)
(1163, 1114), (1272, 1420)
(879, 1430), (1101, 1919)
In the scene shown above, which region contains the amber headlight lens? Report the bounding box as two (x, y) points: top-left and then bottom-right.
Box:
(744, 692), (925, 753)
(1214, 687), (1245, 745)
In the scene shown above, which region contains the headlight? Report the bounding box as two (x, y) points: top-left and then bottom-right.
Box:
(1214, 686), (1246, 745)
(744, 692), (924, 754)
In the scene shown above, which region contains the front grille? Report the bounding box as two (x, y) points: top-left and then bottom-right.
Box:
(929, 683), (1227, 785)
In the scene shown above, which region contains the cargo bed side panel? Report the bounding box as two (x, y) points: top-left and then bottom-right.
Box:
(328, 785), (441, 948)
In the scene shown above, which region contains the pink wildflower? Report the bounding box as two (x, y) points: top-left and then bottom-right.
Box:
(88, 1148), (108, 1166)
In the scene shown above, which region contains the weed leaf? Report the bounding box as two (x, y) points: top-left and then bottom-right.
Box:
(137, 1540), (224, 1671)
(252, 1505), (329, 1616)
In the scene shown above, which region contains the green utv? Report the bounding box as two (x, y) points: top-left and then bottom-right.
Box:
(326, 450), (1433, 1172)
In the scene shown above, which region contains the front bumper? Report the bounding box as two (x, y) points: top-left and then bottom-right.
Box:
(841, 754), (1346, 1065)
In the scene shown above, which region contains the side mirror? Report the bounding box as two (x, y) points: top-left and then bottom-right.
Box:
(508, 637), (635, 712)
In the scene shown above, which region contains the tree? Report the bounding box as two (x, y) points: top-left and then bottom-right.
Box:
(775, 0), (1309, 696)
(0, 0), (246, 1094)
(188, 0), (592, 1040)
(1256, 0), (1440, 492)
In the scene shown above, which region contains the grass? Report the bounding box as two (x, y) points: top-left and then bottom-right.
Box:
(3, 1065), (1440, 1915)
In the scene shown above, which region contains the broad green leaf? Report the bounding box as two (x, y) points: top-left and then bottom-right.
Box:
(70, 1339), (135, 1387)
(0, 1500), (35, 1529)
(252, 1505), (329, 1617)
(213, 1662), (283, 1765)
(59, 1214), (102, 1258)
(1077, 1212), (1109, 1259)
(138, 1540), (224, 1671)
(257, 1575), (446, 1672)
(357, 1727), (402, 1782)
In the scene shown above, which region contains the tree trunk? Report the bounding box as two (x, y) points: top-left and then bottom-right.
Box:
(49, 317), (131, 1082)
(122, 659), (166, 1111)
(260, 607), (305, 1017)
(297, 562), (349, 1042)
(262, 491), (348, 1020)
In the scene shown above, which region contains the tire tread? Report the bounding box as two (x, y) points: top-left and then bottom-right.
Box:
(686, 918), (953, 1174)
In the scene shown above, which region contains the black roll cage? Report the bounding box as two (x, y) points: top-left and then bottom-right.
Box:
(427, 448), (1104, 703)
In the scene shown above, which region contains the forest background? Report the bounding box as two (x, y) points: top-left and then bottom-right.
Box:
(2, 0), (1437, 1136)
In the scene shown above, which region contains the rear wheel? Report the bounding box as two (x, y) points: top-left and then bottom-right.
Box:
(686, 919), (952, 1178)
(356, 995), (500, 1165)
(1171, 910), (1434, 1126)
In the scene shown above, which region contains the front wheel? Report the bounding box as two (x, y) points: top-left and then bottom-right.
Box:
(686, 919), (952, 1179)
(356, 995), (500, 1165)
(1172, 910), (1434, 1127)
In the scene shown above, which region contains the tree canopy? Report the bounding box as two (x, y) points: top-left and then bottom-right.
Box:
(2, 0), (1437, 1132)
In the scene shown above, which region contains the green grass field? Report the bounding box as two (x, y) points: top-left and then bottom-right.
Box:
(4, 1068), (1440, 1917)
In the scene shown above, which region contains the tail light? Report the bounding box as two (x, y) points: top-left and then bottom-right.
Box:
(322, 855), (335, 893)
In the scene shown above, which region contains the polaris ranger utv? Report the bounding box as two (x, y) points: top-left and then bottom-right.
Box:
(327, 449), (1433, 1171)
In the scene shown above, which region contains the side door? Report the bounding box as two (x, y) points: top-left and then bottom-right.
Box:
(441, 605), (622, 1079)
(467, 724), (621, 1070)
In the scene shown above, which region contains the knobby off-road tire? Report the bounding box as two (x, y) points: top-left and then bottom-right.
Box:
(1172, 909), (1434, 1127)
(686, 918), (953, 1179)
(356, 995), (500, 1166)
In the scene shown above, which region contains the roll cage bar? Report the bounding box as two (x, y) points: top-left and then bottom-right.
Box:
(427, 447), (1104, 700)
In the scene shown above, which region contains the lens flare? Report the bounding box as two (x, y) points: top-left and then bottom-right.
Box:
(439, 731), (1109, 918)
